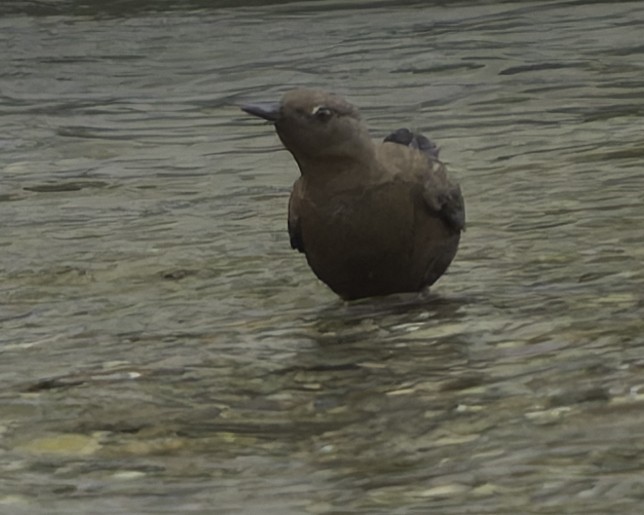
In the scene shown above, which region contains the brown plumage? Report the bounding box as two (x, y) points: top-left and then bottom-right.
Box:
(241, 88), (465, 300)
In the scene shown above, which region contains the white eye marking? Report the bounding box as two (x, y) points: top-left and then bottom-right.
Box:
(311, 105), (332, 119)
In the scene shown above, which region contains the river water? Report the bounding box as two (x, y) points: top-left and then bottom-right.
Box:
(1, 0), (643, 513)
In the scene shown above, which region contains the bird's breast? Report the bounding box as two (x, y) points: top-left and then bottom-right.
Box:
(297, 182), (420, 289)
(302, 182), (413, 247)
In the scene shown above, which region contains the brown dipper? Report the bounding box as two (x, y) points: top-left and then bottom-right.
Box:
(242, 89), (464, 300)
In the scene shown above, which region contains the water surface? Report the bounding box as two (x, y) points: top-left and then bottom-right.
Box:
(1, 0), (643, 513)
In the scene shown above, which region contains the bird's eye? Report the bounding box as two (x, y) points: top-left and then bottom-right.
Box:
(311, 105), (333, 121)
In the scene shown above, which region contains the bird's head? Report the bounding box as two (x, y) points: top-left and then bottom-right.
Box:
(242, 89), (372, 166)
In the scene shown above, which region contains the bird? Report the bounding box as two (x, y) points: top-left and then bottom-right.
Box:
(241, 88), (465, 300)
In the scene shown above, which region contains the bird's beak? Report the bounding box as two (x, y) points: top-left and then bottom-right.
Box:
(240, 102), (280, 122)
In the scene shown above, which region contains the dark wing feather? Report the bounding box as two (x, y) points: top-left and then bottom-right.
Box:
(288, 216), (304, 252)
(385, 128), (465, 233)
(429, 181), (465, 232)
(420, 160), (465, 233)
(288, 180), (305, 253)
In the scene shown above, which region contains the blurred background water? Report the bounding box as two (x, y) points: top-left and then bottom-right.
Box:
(1, 0), (643, 513)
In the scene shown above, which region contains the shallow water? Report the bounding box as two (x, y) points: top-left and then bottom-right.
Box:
(1, 0), (644, 513)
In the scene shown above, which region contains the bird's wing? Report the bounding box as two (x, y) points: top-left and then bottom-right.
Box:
(421, 161), (466, 233)
(383, 128), (465, 233)
(288, 179), (305, 253)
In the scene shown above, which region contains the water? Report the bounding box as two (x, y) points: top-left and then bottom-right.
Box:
(1, 0), (643, 513)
